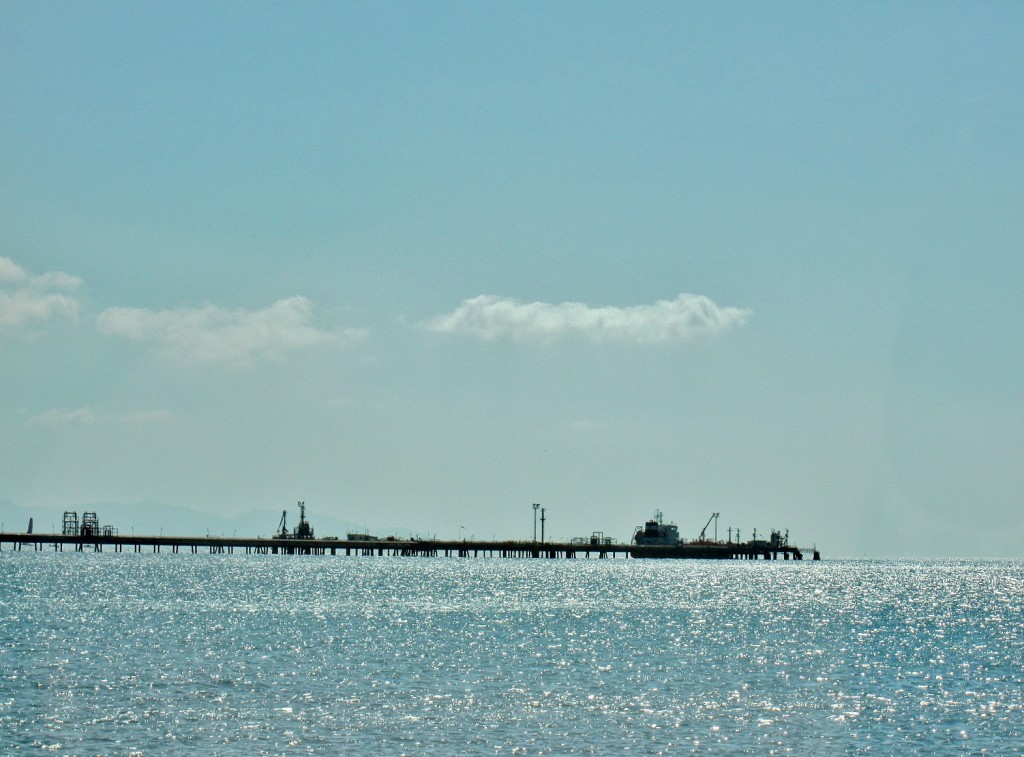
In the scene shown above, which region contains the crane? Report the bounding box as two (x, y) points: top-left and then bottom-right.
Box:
(275, 510), (289, 539)
(698, 512), (720, 543)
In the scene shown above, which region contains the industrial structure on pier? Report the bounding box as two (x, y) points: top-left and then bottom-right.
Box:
(2, 502), (820, 561)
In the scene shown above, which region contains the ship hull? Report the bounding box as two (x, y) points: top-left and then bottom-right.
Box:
(630, 544), (804, 560)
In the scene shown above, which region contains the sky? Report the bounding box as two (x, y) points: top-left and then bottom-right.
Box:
(2, 1), (1022, 558)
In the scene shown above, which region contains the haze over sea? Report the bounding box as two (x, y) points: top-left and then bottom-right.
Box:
(3, 554), (1022, 755)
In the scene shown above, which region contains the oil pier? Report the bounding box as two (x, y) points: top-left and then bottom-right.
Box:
(1, 505), (821, 561)
(0, 534), (818, 560)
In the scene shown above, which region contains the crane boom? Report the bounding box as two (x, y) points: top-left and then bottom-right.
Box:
(698, 512), (720, 542)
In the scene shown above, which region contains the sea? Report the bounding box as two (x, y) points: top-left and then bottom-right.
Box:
(2, 553), (1022, 755)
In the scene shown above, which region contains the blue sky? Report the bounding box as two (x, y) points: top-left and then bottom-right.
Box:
(2, 2), (1022, 557)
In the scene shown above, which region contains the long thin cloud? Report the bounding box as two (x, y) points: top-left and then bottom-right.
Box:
(424, 294), (752, 343)
(27, 408), (174, 426)
(0, 256), (82, 327)
(97, 296), (366, 365)
(27, 408), (98, 426)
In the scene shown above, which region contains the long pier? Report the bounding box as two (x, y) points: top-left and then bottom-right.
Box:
(0, 533), (816, 560)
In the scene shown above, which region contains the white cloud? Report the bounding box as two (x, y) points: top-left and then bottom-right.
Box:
(0, 257), (26, 282)
(97, 296), (366, 365)
(28, 408), (98, 426)
(424, 293), (752, 343)
(28, 407), (174, 426)
(0, 257), (82, 327)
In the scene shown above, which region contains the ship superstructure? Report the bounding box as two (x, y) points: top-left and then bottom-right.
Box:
(632, 510), (680, 546)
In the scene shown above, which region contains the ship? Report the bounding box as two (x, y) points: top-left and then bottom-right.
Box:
(630, 510), (814, 560)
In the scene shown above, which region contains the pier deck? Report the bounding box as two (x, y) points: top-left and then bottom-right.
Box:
(0, 533), (815, 560)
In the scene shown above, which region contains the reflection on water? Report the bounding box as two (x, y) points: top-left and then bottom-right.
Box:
(2, 555), (1022, 754)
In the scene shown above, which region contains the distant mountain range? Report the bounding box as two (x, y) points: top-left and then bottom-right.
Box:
(0, 499), (413, 540)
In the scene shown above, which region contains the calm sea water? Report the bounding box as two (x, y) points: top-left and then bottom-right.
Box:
(2, 553), (1022, 755)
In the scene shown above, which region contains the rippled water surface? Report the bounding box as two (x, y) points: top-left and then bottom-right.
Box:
(2, 553), (1023, 754)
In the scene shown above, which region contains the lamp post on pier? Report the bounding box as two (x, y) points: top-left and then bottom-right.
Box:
(532, 503), (540, 542)
(540, 507), (546, 545)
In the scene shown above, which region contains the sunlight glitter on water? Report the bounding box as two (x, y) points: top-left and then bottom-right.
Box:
(3, 554), (1023, 753)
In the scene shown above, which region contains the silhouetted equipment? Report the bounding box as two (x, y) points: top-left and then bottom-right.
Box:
(275, 502), (315, 539)
(63, 511), (79, 536)
(698, 512), (720, 543)
(61, 510), (117, 538)
(80, 512), (100, 538)
(293, 502), (314, 539)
